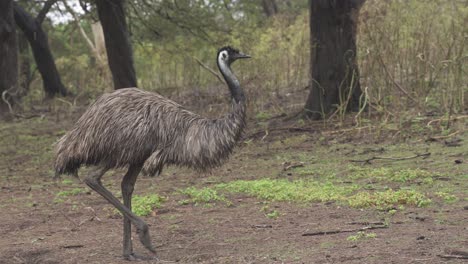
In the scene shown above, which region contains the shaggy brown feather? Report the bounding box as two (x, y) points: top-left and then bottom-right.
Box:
(54, 88), (246, 176)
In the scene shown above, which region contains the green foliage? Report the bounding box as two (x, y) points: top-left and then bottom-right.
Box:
(131, 194), (166, 216)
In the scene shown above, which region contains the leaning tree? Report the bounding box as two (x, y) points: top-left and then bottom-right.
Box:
(304, 0), (366, 119)
(14, 0), (68, 97)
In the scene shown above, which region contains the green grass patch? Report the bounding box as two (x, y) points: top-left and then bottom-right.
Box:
(56, 188), (87, 197)
(347, 165), (434, 182)
(216, 179), (358, 203)
(179, 187), (229, 206)
(54, 188), (87, 203)
(178, 179), (432, 210)
(348, 189), (431, 210)
(435, 191), (458, 203)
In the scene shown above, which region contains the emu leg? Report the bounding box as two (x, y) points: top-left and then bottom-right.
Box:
(84, 167), (157, 259)
(121, 164), (142, 259)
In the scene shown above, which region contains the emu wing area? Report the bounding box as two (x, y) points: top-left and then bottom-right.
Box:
(54, 88), (190, 174)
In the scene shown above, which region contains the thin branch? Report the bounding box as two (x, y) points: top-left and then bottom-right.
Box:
(62, 1), (98, 58)
(36, 0), (58, 24)
(302, 224), (388, 236)
(193, 57), (224, 84)
(349, 153), (431, 164)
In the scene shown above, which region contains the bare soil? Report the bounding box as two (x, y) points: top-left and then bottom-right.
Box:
(0, 110), (467, 264)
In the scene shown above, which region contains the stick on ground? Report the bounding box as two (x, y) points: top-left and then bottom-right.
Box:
(302, 224), (388, 236)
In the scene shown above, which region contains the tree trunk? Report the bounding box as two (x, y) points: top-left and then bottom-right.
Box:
(262, 0), (278, 17)
(304, 0), (365, 120)
(18, 31), (32, 95)
(95, 0), (137, 89)
(0, 0), (18, 114)
(13, 3), (68, 98)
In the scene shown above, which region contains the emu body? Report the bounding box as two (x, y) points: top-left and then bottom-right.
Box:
(54, 46), (250, 260)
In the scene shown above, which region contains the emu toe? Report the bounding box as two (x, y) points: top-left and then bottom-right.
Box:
(137, 226), (157, 254)
(124, 253), (159, 262)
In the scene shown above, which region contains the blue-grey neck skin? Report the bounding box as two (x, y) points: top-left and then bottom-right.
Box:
(217, 54), (245, 104)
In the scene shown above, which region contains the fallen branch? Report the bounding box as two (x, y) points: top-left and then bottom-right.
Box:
(346, 221), (385, 226)
(62, 245), (84, 249)
(302, 224), (388, 236)
(248, 127), (317, 139)
(349, 153), (431, 164)
(437, 253), (468, 260)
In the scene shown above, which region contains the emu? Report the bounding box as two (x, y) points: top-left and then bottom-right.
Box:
(54, 46), (250, 260)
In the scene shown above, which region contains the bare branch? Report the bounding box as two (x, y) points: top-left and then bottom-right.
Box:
(349, 153), (431, 164)
(302, 224), (388, 236)
(193, 57), (224, 84)
(36, 0), (58, 24)
(62, 1), (99, 58)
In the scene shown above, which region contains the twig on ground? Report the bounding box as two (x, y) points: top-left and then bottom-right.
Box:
(248, 127), (316, 139)
(62, 245), (84, 249)
(348, 152), (431, 164)
(302, 224), (388, 236)
(437, 252), (468, 260)
(322, 125), (375, 135)
(346, 221), (385, 226)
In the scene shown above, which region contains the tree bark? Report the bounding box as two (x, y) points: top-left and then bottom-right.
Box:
(18, 31), (32, 95)
(95, 0), (137, 89)
(0, 0), (18, 114)
(262, 0), (278, 17)
(304, 0), (365, 120)
(13, 2), (68, 98)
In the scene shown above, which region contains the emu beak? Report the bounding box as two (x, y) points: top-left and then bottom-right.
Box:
(235, 52), (251, 59)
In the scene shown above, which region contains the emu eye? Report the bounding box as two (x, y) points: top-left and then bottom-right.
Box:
(222, 52), (227, 59)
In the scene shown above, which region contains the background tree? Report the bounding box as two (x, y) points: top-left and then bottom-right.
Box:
(0, 0), (18, 114)
(261, 0), (278, 17)
(14, 0), (68, 98)
(95, 0), (137, 89)
(304, 0), (366, 120)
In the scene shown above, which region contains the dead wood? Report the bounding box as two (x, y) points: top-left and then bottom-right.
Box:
(302, 224), (388, 236)
(349, 152), (430, 164)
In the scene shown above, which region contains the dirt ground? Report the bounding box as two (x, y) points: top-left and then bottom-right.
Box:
(0, 109), (467, 264)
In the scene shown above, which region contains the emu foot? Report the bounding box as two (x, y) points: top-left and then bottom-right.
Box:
(137, 226), (157, 254)
(124, 253), (159, 261)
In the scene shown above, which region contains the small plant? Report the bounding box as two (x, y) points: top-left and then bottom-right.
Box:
(255, 111), (272, 121)
(347, 232), (377, 241)
(266, 210), (280, 219)
(61, 179), (74, 185)
(131, 194), (165, 216)
(435, 192), (457, 203)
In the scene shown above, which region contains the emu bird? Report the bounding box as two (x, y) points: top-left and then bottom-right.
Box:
(54, 46), (250, 260)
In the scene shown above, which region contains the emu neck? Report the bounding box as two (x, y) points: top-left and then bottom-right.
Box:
(218, 60), (245, 104)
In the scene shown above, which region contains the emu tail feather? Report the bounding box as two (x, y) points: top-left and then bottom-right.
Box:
(54, 133), (82, 177)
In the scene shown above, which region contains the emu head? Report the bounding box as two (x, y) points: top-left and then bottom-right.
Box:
(217, 46), (251, 66)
